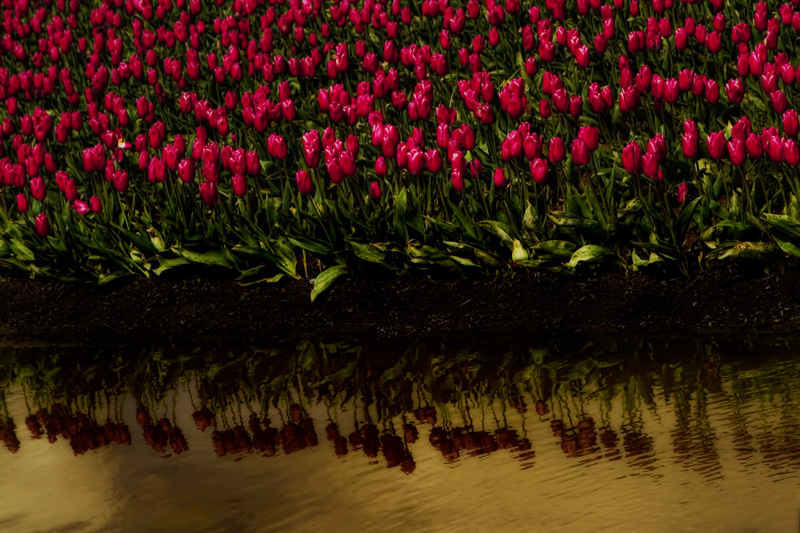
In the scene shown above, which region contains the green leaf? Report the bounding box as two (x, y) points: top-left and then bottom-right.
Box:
(773, 235), (800, 258)
(478, 220), (515, 247)
(173, 246), (233, 268)
(566, 245), (617, 268)
(288, 236), (332, 255)
(152, 256), (191, 276)
(10, 239), (35, 262)
(533, 240), (578, 259)
(348, 240), (388, 265)
(311, 265), (348, 302)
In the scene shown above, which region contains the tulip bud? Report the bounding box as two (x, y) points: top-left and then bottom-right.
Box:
(727, 139), (746, 166)
(89, 196), (102, 213)
(784, 138), (800, 165)
(369, 181), (381, 200)
(677, 183), (688, 204)
(16, 193), (28, 213)
(746, 133), (762, 159)
(784, 109), (800, 137)
(296, 169), (313, 194)
(548, 137), (566, 163)
(571, 139), (590, 165)
(451, 169), (465, 191)
(682, 132), (699, 159)
(199, 181), (218, 206)
(706, 132), (726, 159)
(493, 168), (507, 187)
(530, 158), (548, 184)
(30, 177), (47, 201)
(35, 212), (49, 237)
(232, 174), (247, 196)
(622, 141), (642, 174)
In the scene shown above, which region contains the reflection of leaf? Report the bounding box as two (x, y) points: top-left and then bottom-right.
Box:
(317, 360), (358, 387)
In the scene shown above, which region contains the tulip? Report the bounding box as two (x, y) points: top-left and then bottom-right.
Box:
(375, 156), (388, 176)
(548, 137), (566, 163)
(725, 78), (745, 104)
(89, 196), (102, 213)
(407, 149), (424, 175)
(706, 132), (726, 159)
(578, 126), (599, 151)
(30, 177), (46, 201)
(35, 212), (49, 237)
(641, 153), (659, 179)
(619, 86), (640, 111)
(727, 139), (746, 166)
(73, 200), (90, 215)
(770, 90), (788, 114)
(469, 159), (483, 180)
(766, 136), (783, 163)
(425, 149), (442, 173)
(569, 95), (583, 117)
(296, 170), (313, 194)
(64, 179), (78, 203)
(571, 139), (590, 165)
(622, 141), (642, 174)
(493, 168), (507, 187)
(784, 110), (800, 137)
(200, 181), (218, 206)
(302, 130), (321, 167)
(784, 138), (800, 165)
(148, 157), (166, 182)
(451, 169), (465, 191)
(677, 183), (688, 204)
(369, 181), (381, 200)
(746, 133), (763, 159)
(682, 132), (699, 159)
(232, 174), (247, 196)
(16, 193), (28, 213)
(530, 158), (548, 184)
(704, 79), (720, 103)
(112, 170), (129, 192)
(539, 99), (551, 118)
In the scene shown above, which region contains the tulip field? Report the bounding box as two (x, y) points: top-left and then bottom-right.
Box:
(3, 0), (800, 294)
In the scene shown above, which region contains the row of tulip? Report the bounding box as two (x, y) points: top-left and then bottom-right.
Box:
(3, 0), (800, 291)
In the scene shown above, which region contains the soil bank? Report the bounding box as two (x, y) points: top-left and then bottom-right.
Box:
(1, 267), (799, 347)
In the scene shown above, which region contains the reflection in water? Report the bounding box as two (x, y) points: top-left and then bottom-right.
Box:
(1, 338), (800, 530)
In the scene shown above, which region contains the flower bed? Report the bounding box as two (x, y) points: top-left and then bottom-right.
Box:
(1, 0), (799, 295)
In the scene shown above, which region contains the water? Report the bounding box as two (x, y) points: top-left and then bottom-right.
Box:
(0, 337), (799, 532)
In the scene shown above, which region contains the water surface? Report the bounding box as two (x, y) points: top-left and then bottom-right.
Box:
(0, 337), (799, 531)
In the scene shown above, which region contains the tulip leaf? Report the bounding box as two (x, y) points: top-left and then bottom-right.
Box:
(348, 240), (388, 265)
(288, 236), (332, 255)
(152, 256), (191, 276)
(714, 242), (780, 263)
(478, 220), (515, 247)
(566, 245), (617, 269)
(772, 235), (800, 258)
(533, 240), (578, 258)
(311, 265), (348, 302)
(173, 246), (233, 268)
(10, 239), (35, 262)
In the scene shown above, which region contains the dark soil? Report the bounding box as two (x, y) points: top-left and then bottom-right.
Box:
(2, 266), (800, 347)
